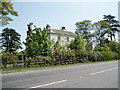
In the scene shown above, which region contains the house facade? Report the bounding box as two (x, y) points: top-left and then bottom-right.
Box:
(27, 23), (76, 46)
(46, 24), (76, 46)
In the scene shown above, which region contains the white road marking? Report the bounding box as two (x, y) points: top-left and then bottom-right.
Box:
(29, 80), (67, 88)
(89, 67), (118, 76)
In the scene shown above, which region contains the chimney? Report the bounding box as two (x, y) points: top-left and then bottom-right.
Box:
(46, 24), (51, 30)
(27, 22), (33, 36)
(62, 26), (66, 30)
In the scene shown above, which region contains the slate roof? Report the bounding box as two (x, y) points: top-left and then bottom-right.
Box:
(50, 29), (76, 36)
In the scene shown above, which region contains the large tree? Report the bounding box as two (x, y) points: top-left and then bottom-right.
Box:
(75, 20), (93, 44)
(2, 28), (22, 53)
(24, 26), (53, 57)
(103, 14), (120, 41)
(75, 20), (93, 51)
(93, 20), (110, 46)
(0, 0), (18, 26)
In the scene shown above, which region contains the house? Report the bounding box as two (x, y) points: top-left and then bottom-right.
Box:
(27, 23), (76, 46)
(46, 24), (76, 46)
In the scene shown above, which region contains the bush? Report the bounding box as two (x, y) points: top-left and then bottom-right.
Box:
(2, 52), (18, 68)
(108, 41), (120, 59)
(87, 51), (97, 62)
(99, 51), (112, 61)
(25, 56), (51, 67)
(51, 49), (76, 65)
(75, 50), (88, 62)
(110, 52), (118, 59)
(94, 45), (110, 51)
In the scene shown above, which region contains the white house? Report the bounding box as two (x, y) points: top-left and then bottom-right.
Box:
(46, 24), (76, 46)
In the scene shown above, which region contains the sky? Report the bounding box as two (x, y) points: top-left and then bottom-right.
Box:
(2, 1), (119, 51)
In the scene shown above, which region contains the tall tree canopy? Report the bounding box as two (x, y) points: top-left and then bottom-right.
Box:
(24, 26), (53, 57)
(75, 20), (93, 44)
(2, 28), (22, 53)
(0, 0), (18, 26)
(93, 20), (110, 46)
(103, 14), (120, 41)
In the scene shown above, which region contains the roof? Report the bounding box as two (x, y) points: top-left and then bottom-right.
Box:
(50, 29), (76, 36)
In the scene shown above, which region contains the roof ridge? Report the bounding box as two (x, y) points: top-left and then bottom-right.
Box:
(51, 29), (76, 36)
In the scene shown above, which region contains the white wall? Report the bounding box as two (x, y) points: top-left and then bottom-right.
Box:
(50, 33), (75, 46)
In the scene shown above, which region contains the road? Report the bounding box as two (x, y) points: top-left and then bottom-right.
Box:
(2, 61), (118, 89)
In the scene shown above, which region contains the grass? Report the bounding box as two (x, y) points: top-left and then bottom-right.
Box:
(2, 59), (119, 73)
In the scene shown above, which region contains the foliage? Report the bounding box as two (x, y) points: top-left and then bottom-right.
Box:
(24, 26), (53, 57)
(87, 51), (118, 62)
(75, 20), (93, 44)
(94, 44), (110, 51)
(53, 40), (61, 50)
(93, 20), (110, 46)
(69, 34), (85, 51)
(0, 0), (19, 26)
(2, 51), (18, 68)
(75, 50), (87, 60)
(103, 14), (120, 41)
(51, 47), (76, 65)
(85, 42), (93, 51)
(108, 41), (120, 58)
(2, 28), (22, 53)
(87, 51), (101, 62)
(108, 41), (120, 53)
(99, 51), (112, 61)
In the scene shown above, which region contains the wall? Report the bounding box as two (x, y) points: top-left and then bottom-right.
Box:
(49, 33), (75, 46)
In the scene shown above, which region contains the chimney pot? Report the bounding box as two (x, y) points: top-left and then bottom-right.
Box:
(46, 24), (51, 30)
(62, 26), (66, 30)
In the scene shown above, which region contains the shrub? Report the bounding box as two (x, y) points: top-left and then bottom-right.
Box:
(99, 51), (112, 61)
(51, 48), (76, 65)
(2, 52), (18, 68)
(93, 51), (104, 61)
(94, 45), (110, 51)
(110, 52), (118, 59)
(87, 51), (97, 62)
(108, 41), (120, 59)
(87, 51), (105, 62)
(25, 56), (51, 67)
(75, 50), (88, 62)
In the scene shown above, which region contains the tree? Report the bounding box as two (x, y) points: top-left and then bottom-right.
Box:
(103, 14), (120, 41)
(24, 26), (53, 57)
(0, 0), (18, 26)
(2, 28), (22, 53)
(69, 34), (85, 51)
(75, 20), (93, 44)
(108, 41), (120, 53)
(93, 20), (110, 46)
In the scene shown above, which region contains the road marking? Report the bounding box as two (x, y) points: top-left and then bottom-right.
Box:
(29, 80), (67, 88)
(89, 67), (118, 76)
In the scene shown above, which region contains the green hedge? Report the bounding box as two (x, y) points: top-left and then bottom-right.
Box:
(2, 52), (19, 68)
(2, 49), (119, 68)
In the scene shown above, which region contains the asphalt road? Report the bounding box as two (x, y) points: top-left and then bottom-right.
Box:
(2, 61), (118, 89)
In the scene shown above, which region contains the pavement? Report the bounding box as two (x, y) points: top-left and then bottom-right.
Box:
(2, 61), (118, 89)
